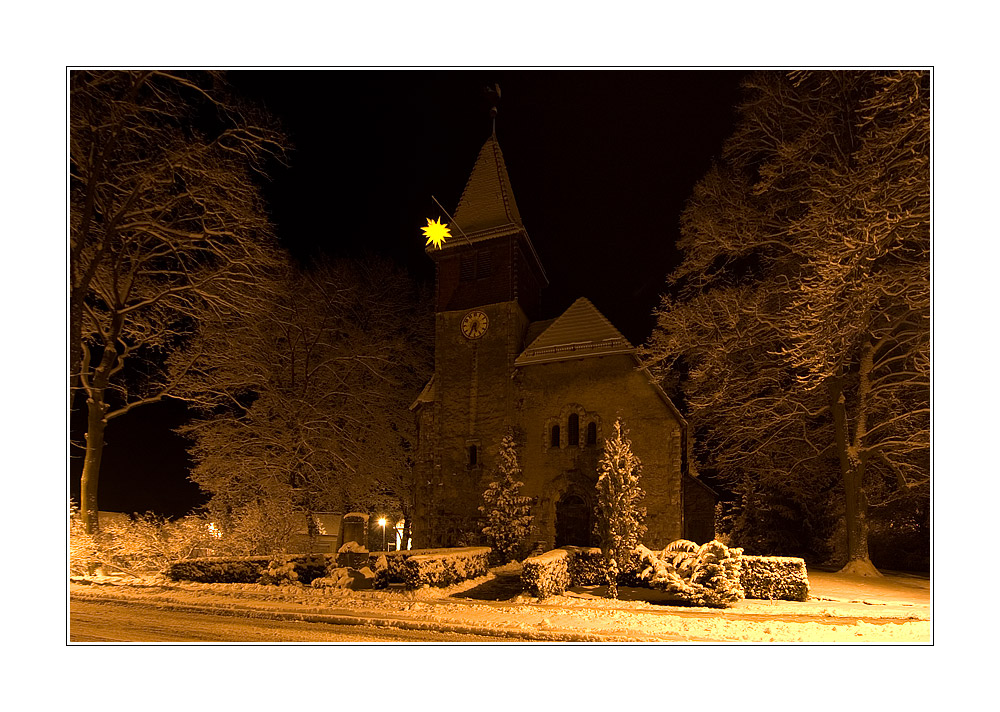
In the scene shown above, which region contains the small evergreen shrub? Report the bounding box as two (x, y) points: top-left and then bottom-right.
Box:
(740, 555), (810, 601)
(372, 554), (390, 589)
(637, 540), (745, 608)
(312, 566), (375, 590)
(479, 430), (534, 563)
(258, 558), (300, 586)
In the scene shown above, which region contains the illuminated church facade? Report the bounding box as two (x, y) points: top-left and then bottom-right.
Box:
(409, 134), (715, 551)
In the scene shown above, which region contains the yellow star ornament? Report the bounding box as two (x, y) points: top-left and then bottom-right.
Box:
(422, 217), (451, 249)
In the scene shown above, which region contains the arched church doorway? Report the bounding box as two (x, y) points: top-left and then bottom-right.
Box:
(555, 492), (592, 547)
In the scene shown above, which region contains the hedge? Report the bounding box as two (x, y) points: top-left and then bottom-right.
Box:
(363, 548), (468, 588)
(401, 547), (492, 588)
(166, 554), (330, 584)
(521, 548), (572, 598)
(740, 555), (810, 601)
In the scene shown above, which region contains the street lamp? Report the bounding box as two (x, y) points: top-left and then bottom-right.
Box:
(378, 517), (387, 551)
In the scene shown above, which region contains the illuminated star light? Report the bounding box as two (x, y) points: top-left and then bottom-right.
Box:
(422, 217), (451, 249)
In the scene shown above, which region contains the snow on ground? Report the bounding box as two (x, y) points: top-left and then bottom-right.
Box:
(69, 565), (930, 643)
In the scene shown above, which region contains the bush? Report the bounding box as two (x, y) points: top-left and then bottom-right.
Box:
(636, 540), (745, 608)
(401, 547), (491, 588)
(69, 504), (219, 576)
(312, 567), (375, 590)
(740, 555), (810, 601)
(69, 502), (101, 576)
(521, 549), (572, 598)
(258, 558), (300, 586)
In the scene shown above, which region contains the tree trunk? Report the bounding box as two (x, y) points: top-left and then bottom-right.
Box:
(829, 378), (880, 577)
(80, 393), (109, 536)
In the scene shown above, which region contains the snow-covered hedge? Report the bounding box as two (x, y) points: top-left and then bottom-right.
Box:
(563, 546), (645, 586)
(401, 547), (492, 588)
(740, 555), (810, 601)
(362, 548), (469, 587)
(166, 554), (331, 584)
(521, 548), (572, 598)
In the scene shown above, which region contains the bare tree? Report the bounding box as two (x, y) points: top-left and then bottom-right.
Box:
(643, 71), (929, 575)
(178, 257), (433, 537)
(70, 70), (288, 534)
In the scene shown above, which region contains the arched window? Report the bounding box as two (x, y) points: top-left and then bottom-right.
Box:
(568, 413), (579, 446)
(468, 444), (478, 468)
(551, 424), (560, 448)
(586, 421), (597, 445)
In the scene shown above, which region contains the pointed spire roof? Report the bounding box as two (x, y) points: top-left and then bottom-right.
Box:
(452, 135), (522, 235)
(515, 298), (634, 366)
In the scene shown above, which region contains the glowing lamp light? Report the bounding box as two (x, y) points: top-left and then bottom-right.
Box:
(378, 517), (388, 551)
(421, 217), (450, 249)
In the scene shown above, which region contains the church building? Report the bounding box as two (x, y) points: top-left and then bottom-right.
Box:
(410, 133), (715, 551)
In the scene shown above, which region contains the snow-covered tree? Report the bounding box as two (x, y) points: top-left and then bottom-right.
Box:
(70, 70), (288, 535)
(643, 71), (929, 575)
(479, 430), (534, 563)
(178, 257), (432, 538)
(594, 418), (646, 599)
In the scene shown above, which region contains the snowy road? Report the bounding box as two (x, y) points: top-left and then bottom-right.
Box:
(70, 599), (516, 642)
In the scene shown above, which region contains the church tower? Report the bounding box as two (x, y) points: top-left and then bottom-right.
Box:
(411, 134), (548, 547)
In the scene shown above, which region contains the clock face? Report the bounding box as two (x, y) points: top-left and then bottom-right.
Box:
(461, 310), (489, 339)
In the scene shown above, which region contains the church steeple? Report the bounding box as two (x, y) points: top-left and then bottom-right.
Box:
(451, 136), (523, 235)
(430, 132), (547, 317)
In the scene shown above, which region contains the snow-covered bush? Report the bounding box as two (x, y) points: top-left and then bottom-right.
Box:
(70, 501), (101, 575)
(402, 547), (491, 588)
(311, 566), (375, 590)
(521, 548), (572, 598)
(372, 555), (390, 589)
(740, 555), (810, 601)
(258, 557), (300, 586)
(69, 503), (219, 576)
(479, 430), (534, 563)
(637, 540), (745, 608)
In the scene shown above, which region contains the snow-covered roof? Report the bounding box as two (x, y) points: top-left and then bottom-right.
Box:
(515, 297), (634, 366)
(429, 135), (548, 285)
(451, 135), (522, 235)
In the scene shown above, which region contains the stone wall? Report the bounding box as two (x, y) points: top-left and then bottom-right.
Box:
(515, 353), (684, 550)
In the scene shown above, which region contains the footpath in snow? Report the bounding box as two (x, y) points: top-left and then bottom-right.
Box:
(69, 565), (930, 643)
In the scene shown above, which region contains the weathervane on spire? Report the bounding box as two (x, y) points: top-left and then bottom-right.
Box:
(485, 83), (501, 135)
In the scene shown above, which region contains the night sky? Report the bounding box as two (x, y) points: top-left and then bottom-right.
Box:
(71, 69), (746, 518)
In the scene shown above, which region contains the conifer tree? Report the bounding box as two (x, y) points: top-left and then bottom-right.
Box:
(479, 430), (533, 563)
(594, 418), (647, 599)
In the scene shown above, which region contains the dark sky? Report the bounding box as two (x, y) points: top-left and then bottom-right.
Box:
(72, 69), (745, 518)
